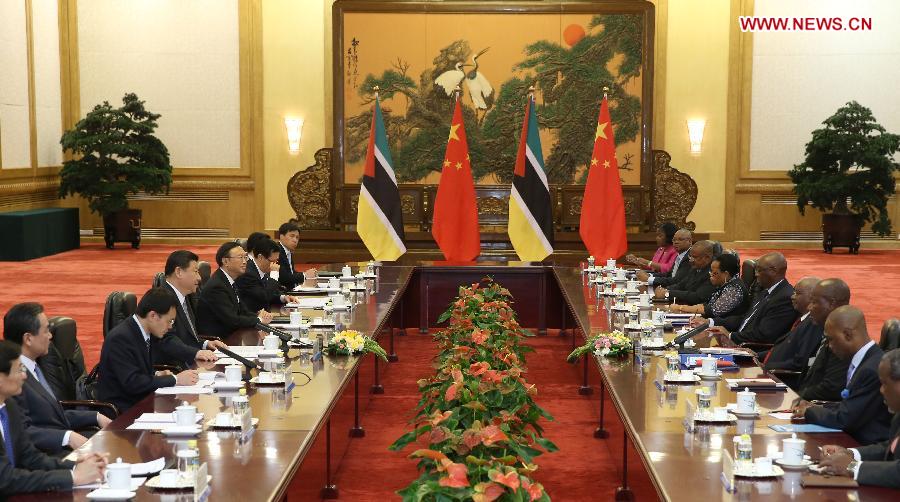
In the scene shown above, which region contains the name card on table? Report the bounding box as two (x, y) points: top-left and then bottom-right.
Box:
(720, 449), (735, 492)
(194, 462), (210, 501)
(284, 371), (295, 393)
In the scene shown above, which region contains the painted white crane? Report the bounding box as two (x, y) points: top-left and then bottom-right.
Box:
(434, 62), (468, 96)
(464, 48), (493, 111)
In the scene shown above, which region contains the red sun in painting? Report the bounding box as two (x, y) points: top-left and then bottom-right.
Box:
(563, 24), (585, 47)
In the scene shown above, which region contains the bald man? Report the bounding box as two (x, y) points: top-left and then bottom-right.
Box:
(759, 277), (823, 387)
(706, 252), (797, 345)
(794, 279), (852, 401)
(636, 229), (693, 287)
(793, 306), (892, 444)
(653, 240), (717, 305)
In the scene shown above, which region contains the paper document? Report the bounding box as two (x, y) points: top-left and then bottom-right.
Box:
(287, 297), (330, 309)
(768, 412), (794, 420)
(155, 386), (214, 395)
(135, 412), (205, 423)
(769, 424), (842, 434)
(131, 457), (167, 476)
(76, 477), (146, 490)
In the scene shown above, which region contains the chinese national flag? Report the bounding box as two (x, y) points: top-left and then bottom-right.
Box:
(431, 99), (480, 261)
(579, 95), (628, 260)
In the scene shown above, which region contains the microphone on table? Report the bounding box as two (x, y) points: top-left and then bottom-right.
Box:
(217, 346), (258, 370)
(670, 322), (709, 348)
(256, 322), (292, 342)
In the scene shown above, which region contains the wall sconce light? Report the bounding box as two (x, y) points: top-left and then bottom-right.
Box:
(284, 117), (304, 154)
(686, 119), (706, 154)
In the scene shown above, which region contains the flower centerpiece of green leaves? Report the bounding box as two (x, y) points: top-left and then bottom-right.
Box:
(390, 278), (555, 501)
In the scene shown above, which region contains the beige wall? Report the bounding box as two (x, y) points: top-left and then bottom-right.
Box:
(656, 0), (730, 236)
(262, 0), (330, 230)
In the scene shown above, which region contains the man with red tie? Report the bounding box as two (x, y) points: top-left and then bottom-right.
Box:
(819, 348), (900, 488)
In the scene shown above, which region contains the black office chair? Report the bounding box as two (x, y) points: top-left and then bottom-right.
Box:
(880, 318), (900, 351)
(102, 291), (137, 339)
(42, 316), (119, 418)
(152, 272), (165, 288)
(198, 261), (211, 292)
(741, 259), (757, 291)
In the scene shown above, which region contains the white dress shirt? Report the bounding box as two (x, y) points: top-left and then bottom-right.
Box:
(165, 280), (207, 349)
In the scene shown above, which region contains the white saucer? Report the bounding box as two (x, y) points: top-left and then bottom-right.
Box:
(160, 425), (202, 436)
(774, 458), (813, 470)
(250, 375), (286, 385)
(693, 369), (723, 380)
(86, 488), (137, 500)
(213, 381), (244, 391)
(664, 374), (700, 384)
(693, 413), (736, 424)
(733, 465), (784, 478)
(257, 349), (281, 358)
(146, 474), (212, 490)
(728, 409), (761, 418)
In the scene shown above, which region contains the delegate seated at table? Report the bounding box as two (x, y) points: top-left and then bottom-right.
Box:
(792, 306), (892, 444)
(96, 288), (199, 413)
(652, 240), (717, 305)
(236, 239), (300, 313)
(635, 229), (693, 288)
(0, 341), (108, 496)
(705, 252), (797, 345)
(155, 250), (226, 369)
(3, 303), (111, 454)
(625, 223), (678, 274)
(196, 241), (273, 338)
(756, 277), (821, 381)
(667, 253), (747, 319)
(818, 348), (900, 489)
(276, 221), (316, 290)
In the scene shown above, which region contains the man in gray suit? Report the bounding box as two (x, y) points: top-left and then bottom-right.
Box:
(3, 303), (111, 454)
(819, 348), (900, 488)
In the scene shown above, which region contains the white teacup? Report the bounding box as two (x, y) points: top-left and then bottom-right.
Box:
(652, 310), (665, 322)
(158, 468), (179, 486)
(700, 356), (717, 375)
(754, 456), (773, 473)
(106, 458), (131, 490)
(342, 265), (352, 278)
(606, 258), (616, 269)
(289, 310), (302, 324)
(224, 365), (243, 383)
(257, 372), (273, 383)
(215, 412), (233, 427)
(328, 277), (340, 288)
(782, 435), (806, 464)
(736, 387), (756, 414)
(263, 334), (280, 350)
(173, 404), (197, 426)
(331, 294), (345, 307)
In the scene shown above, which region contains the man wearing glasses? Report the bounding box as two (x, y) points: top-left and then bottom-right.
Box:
(236, 238), (300, 313)
(196, 241), (274, 338)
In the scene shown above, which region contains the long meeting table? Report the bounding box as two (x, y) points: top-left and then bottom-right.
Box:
(11, 262), (897, 500)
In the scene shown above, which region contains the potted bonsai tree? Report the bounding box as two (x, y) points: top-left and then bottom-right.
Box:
(788, 101), (900, 254)
(59, 93), (172, 249)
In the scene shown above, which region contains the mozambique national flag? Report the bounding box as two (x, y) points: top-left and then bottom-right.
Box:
(508, 96), (553, 261)
(356, 96), (406, 261)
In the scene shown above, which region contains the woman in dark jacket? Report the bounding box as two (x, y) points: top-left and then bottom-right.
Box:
(670, 253), (747, 318)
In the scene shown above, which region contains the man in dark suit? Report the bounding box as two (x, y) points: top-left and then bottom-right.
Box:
(0, 341), (107, 495)
(196, 241), (274, 338)
(759, 277), (822, 383)
(155, 250), (228, 368)
(819, 348), (900, 487)
(793, 278), (852, 401)
(793, 306), (892, 444)
(236, 239), (300, 313)
(707, 252), (797, 345)
(654, 240), (717, 305)
(276, 222), (316, 290)
(96, 288), (199, 413)
(3, 303), (110, 454)
(635, 228), (692, 288)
